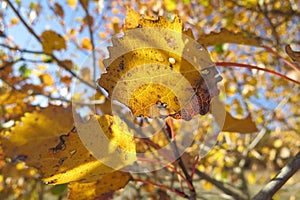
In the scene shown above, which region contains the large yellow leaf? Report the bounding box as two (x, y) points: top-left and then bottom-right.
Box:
(41, 30), (66, 54)
(2, 106), (136, 184)
(68, 171), (132, 200)
(98, 9), (222, 120)
(222, 111), (258, 134)
(198, 28), (261, 47)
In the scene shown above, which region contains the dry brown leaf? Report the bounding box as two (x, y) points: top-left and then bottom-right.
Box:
(222, 111), (258, 134)
(41, 30), (66, 54)
(54, 3), (64, 18)
(286, 45), (300, 63)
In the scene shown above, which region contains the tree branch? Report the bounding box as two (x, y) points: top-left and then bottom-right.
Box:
(6, 0), (42, 43)
(194, 169), (247, 200)
(6, 0), (97, 90)
(165, 120), (196, 200)
(79, 0), (97, 82)
(252, 150), (300, 200)
(133, 178), (189, 199)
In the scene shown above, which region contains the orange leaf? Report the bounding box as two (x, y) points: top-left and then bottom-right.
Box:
(81, 37), (92, 50)
(39, 74), (54, 86)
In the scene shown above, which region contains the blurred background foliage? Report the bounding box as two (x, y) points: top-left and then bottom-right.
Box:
(0, 0), (299, 199)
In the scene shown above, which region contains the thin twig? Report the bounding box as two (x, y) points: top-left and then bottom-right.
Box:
(7, 1), (97, 90)
(263, 45), (300, 74)
(79, 0), (97, 82)
(195, 169), (247, 200)
(215, 62), (300, 85)
(257, 3), (280, 47)
(0, 43), (45, 55)
(6, 0), (42, 43)
(137, 157), (193, 189)
(165, 120), (196, 200)
(133, 178), (189, 198)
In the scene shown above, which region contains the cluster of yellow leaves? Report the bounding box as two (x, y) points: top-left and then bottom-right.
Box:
(0, 87), (35, 122)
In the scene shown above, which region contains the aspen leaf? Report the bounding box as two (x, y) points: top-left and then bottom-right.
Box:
(2, 106), (73, 180)
(198, 28), (261, 47)
(41, 30), (66, 54)
(203, 180), (213, 191)
(39, 74), (54, 86)
(286, 45), (300, 63)
(67, 171), (132, 200)
(3, 106), (136, 185)
(67, 0), (77, 9)
(164, 0), (177, 11)
(60, 59), (73, 70)
(248, 172), (256, 184)
(98, 9), (222, 120)
(54, 3), (64, 18)
(81, 37), (92, 50)
(222, 111), (258, 133)
(11, 17), (19, 25)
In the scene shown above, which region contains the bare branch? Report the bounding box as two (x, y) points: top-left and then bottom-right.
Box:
(195, 169), (247, 200)
(252, 150), (300, 200)
(79, 0), (97, 82)
(6, 0), (42, 43)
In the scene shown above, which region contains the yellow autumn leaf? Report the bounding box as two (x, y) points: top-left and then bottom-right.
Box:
(222, 111), (258, 133)
(40, 30), (66, 54)
(198, 28), (261, 47)
(164, 0), (177, 11)
(67, 171), (132, 200)
(98, 9), (221, 119)
(81, 37), (92, 50)
(248, 172), (256, 184)
(11, 17), (19, 25)
(2, 106), (136, 184)
(67, 0), (77, 9)
(39, 74), (54, 86)
(203, 180), (213, 191)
